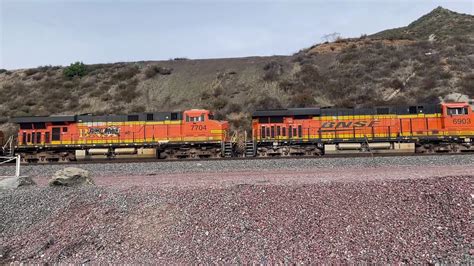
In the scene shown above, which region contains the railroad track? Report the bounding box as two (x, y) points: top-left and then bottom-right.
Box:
(1, 152), (473, 166)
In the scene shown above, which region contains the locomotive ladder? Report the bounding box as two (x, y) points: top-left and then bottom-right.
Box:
(223, 142), (233, 157)
(222, 132), (237, 157)
(244, 131), (256, 157)
(244, 141), (256, 157)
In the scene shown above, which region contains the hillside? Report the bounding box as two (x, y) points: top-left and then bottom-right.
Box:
(0, 7), (473, 135)
(371, 7), (474, 41)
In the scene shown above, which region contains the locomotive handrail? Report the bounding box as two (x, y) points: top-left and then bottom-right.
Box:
(254, 124), (472, 142)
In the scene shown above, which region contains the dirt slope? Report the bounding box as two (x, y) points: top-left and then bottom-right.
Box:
(0, 7), (472, 134)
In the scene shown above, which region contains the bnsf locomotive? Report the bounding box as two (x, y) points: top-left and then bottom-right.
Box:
(11, 109), (229, 162)
(250, 102), (473, 156)
(5, 102), (474, 162)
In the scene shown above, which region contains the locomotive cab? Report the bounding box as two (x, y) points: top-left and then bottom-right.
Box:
(442, 103), (473, 130)
(182, 109), (229, 142)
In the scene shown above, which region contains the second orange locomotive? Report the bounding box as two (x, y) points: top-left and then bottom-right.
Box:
(250, 102), (474, 156)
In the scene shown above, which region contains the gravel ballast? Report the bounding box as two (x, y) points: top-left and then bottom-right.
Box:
(0, 155), (473, 263)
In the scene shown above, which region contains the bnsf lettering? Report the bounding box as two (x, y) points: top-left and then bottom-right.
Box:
(321, 120), (379, 128)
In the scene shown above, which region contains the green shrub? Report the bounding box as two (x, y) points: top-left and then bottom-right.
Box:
(63, 62), (87, 78)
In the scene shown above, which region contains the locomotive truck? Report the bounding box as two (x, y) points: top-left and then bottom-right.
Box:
(4, 102), (474, 162)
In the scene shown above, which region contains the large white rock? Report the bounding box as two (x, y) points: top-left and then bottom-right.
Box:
(0, 176), (36, 190)
(49, 167), (94, 187)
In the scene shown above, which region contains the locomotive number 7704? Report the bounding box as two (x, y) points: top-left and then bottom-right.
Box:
(191, 125), (207, 130)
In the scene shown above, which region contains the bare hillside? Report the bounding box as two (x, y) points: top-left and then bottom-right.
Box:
(0, 7), (472, 134)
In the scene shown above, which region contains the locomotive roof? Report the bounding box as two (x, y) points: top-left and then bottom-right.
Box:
(11, 112), (183, 124)
(252, 104), (442, 117)
(11, 115), (77, 123)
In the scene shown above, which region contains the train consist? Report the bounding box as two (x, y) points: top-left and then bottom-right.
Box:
(3, 102), (474, 162)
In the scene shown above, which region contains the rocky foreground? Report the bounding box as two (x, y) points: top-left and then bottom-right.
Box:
(0, 156), (473, 264)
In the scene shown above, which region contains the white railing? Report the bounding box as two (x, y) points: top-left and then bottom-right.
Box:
(0, 155), (21, 178)
(2, 136), (14, 156)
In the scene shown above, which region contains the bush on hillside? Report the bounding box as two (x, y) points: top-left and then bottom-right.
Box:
(263, 61), (283, 81)
(63, 62), (87, 78)
(143, 65), (172, 78)
(112, 66), (140, 81)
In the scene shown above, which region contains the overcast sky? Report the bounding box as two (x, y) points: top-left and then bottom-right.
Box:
(1, 0), (472, 69)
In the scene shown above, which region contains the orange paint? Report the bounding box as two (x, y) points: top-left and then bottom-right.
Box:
(252, 103), (474, 141)
(16, 109), (229, 147)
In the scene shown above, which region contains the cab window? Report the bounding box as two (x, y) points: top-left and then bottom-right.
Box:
(447, 107), (469, 115)
(187, 115), (206, 122)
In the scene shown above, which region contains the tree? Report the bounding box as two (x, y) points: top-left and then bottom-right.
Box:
(63, 61), (87, 78)
(321, 32), (341, 42)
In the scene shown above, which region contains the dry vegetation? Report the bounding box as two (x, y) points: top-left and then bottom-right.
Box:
(0, 7), (472, 134)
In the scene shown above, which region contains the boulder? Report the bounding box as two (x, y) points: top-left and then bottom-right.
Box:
(49, 167), (94, 187)
(0, 176), (36, 190)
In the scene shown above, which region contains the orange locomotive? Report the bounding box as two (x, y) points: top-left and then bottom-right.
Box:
(249, 102), (474, 156)
(12, 109), (230, 162)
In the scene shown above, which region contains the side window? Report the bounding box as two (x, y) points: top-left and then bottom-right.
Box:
(128, 115), (139, 121)
(277, 126), (281, 136)
(448, 108), (468, 115)
(36, 132), (41, 143)
(45, 132), (50, 144)
(261, 126), (266, 138)
(282, 127), (286, 137)
(200, 114), (205, 122)
(171, 113), (178, 120)
(186, 115), (190, 122)
(52, 128), (61, 141)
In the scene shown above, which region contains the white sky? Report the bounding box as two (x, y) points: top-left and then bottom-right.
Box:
(1, 0), (473, 69)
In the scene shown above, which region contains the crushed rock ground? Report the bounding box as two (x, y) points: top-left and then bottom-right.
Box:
(0, 155), (473, 263)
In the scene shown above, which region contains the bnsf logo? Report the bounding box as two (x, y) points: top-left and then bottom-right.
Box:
(322, 120), (379, 128)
